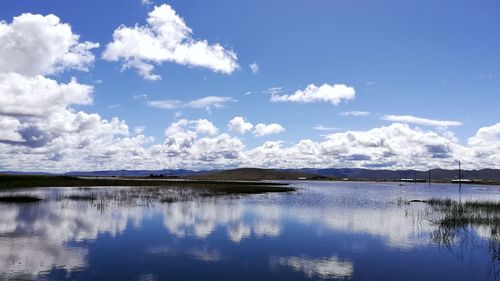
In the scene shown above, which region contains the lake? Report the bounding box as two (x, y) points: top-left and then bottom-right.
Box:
(0, 181), (499, 281)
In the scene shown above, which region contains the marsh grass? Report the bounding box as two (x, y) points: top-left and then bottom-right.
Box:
(0, 175), (295, 194)
(426, 198), (500, 229)
(65, 193), (98, 201)
(400, 197), (500, 278)
(0, 195), (42, 203)
(40, 186), (250, 213)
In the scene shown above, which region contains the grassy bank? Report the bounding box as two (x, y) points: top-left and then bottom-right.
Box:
(0, 175), (295, 194)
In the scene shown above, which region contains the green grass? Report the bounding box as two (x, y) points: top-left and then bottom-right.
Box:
(0, 174), (295, 194)
(420, 198), (500, 260)
(422, 198), (500, 229)
(427, 198), (500, 211)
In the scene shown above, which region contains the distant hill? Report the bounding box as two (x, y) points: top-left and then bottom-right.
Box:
(186, 168), (329, 181)
(285, 168), (500, 182)
(2, 167), (499, 182)
(64, 169), (199, 177)
(0, 171), (54, 175)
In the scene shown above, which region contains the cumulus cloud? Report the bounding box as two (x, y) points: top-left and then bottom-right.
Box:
(147, 96), (236, 112)
(0, 11), (497, 175)
(270, 83), (355, 105)
(0, 73), (92, 117)
(194, 119), (219, 135)
(0, 12), (154, 172)
(382, 115), (462, 127)
(249, 63), (259, 74)
(2, 100), (499, 172)
(0, 71), (142, 160)
(0, 13), (98, 76)
(102, 4), (238, 80)
(467, 123), (500, 167)
(253, 123), (286, 137)
(228, 116), (253, 135)
(227, 117), (285, 137)
(338, 111), (370, 117)
(156, 119), (244, 166)
(245, 123), (472, 170)
(0, 116), (23, 142)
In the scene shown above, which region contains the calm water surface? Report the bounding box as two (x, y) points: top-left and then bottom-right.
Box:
(1, 181), (499, 281)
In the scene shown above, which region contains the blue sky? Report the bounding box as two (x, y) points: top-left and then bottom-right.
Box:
(0, 0), (499, 171)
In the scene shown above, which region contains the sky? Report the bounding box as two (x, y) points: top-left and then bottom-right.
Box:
(0, 0), (499, 172)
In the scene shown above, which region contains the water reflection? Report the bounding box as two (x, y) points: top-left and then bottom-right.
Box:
(0, 183), (498, 280)
(147, 245), (222, 262)
(424, 199), (500, 280)
(276, 256), (353, 279)
(161, 198), (281, 242)
(0, 236), (87, 278)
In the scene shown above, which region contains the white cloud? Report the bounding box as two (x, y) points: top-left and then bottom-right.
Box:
(0, 13), (98, 76)
(102, 4), (238, 80)
(141, 0), (152, 6)
(313, 125), (340, 131)
(382, 115), (462, 127)
(157, 119), (245, 166)
(147, 96), (236, 112)
(147, 100), (182, 109)
(0, 73), (92, 117)
(270, 83), (355, 105)
(2, 114), (500, 171)
(0, 13), (152, 172)
(243, 91), (252, 96)
(0, 116), (23, 142)
(338, 111), (370, 117)
(133, 94), (148, 100)
(228, 117), (253, 134)
(469, 123), (500, 146)
(467, 123), (500, 167)
(262, 87), (283, 95)
(195, 119), (218, 135)
(0, 10), (497, 176)
(253, 123), (285, 137)
(134, 126), (146, 135)
(245, 123), (472, 170)
(186, 96), (236, 109)
(0, 73), (139, 160)
(249, 63), (259, 74)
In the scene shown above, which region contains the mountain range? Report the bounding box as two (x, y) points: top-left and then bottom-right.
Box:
(2, 168), (499, 182)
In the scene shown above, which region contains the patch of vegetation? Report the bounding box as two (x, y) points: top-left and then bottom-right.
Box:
(0, 175), (295, 194)
(419, 198), (500, 277)
(0, 195), (42, 203)
(66, 194), (98, 201)
(426, 198), (500, 229)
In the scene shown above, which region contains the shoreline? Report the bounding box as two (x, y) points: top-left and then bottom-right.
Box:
(0, 175), (295, 194)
